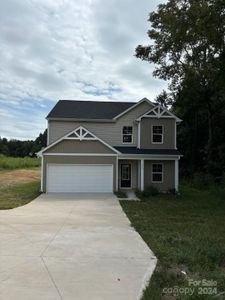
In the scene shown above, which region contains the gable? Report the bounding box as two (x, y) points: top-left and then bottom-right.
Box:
(38, 126), (120, 156)
(45, 140), (116, 154)
(136, 105), (182, 122)
(113, 98), (154, 120)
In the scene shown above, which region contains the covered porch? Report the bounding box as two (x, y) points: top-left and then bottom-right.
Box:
(117, 157), (179, 193)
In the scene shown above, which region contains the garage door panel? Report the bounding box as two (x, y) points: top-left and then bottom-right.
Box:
(47, 164), (113, 193)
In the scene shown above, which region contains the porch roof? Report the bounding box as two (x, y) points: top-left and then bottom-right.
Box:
(114, 147), (182, 156)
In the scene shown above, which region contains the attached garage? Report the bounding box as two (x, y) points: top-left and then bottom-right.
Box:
(39, 127), (119, 193)
(46, 164), (113, 193)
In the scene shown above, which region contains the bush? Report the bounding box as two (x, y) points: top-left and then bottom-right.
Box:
(142, 186), (159, 197)
(114, 190), (127, 198)
(135, 186), (159, 199)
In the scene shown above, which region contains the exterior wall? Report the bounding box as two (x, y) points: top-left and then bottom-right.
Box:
(144, 160), (175, 192)
(48, 101), (153, 146)
(43, 155), (117, 192)
(118, 160), (138, 190)
(140, 118), (176, 149)
(44, 140), (115, 154)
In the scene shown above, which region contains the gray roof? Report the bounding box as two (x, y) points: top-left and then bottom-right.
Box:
(47, 100), (137, 119)
(114, 147), (181, 156)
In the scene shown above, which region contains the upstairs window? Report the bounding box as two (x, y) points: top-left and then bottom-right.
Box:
(122, 126), (133, 144)
(152, 163), (163, 183)
(152, 125), (163, 144)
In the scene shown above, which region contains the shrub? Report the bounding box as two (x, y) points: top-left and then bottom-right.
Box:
(135, 186), (159, 199)
(114, 190), (127, 198)
(142, 186), (159, 197)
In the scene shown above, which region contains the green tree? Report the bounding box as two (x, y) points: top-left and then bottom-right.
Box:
(136, 0), (225, 177)
(32, 129), (47, 153)
(0, 129), (47, 157)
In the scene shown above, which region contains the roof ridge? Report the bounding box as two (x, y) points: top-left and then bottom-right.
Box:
(58, 99), (138, 104)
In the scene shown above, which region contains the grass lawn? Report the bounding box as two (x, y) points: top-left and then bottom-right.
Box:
(0, 155), (41, 169)
(0, 181), (40, 209)
(120, 183), (225, 299)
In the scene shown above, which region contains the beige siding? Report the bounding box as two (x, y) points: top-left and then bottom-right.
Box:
(118, 160), (138, 189)
(140, 118), (176, 149)
(43, 156), (117, 192)
(144, 160), (175, 192)
(48, 101), (153, 145)
(45, 140), (115, 154)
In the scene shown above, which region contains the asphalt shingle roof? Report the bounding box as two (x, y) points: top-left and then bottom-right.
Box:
(47, 100), (136, 119)
(114, 147), (181, 156)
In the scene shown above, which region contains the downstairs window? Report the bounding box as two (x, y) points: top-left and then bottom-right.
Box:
(152, 163), (163, 183)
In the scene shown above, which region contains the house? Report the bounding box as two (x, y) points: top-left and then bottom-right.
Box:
(38, 98), (182, 193)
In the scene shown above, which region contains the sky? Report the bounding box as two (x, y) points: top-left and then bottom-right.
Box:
(0, 0), (166, 140)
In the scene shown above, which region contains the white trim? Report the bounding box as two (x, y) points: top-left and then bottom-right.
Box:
(118, 155), (181, 160)
(37, 126), (121, 156)
(47, 118), (116, 123)
(43, 153), (181, 160)
(138, 160), (141, 189)
(142, 115), (177, 119)
(47, 121), (50, 145)
(175, 159), (179, 191)
(113, 98), (153, 120)
(151, 125), (164, 144)
(136, 104), (182, 123)
(121, 126), (133, 145)
(174, 122), (177, 149)
(151, 163), (164, 183)
(116, 156), (119, 191)
(65, 137), (96, 140)
(119, 153), (181, 158)
(137, 121), (141, 149)
(141, 159), (144, 191)
(43, 153), (118, 157)
(120, 163), (132, 189)
(41, 156), (44, 192)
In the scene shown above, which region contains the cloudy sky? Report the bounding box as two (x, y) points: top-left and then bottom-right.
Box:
(0, 0), (166, 140)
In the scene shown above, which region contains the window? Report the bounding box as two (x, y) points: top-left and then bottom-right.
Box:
(122, 126), (133, 143)
(152, 125), (163, 144)
(152, 163), (163, 183)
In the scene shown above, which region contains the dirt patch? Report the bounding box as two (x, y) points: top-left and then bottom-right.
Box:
(0, 168), (40, 188)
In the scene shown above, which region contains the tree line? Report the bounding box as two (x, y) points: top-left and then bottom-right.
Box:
(0, 129), (47, 157)
(136, 0), (225, 179)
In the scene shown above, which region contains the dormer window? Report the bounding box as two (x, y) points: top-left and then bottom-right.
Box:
(122, 126), (133, 144)
(152, 125), (163, 144)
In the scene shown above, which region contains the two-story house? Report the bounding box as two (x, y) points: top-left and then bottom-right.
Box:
(38, 98), (182, 193)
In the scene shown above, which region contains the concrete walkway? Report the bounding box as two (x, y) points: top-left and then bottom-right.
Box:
(0, 193), (157, 300)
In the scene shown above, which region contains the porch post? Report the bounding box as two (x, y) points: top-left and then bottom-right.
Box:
(175, 159), (179, 192)
(141, 159), (144, 191)
(116, 156), (119, 191)
(41, 155), (43, 192)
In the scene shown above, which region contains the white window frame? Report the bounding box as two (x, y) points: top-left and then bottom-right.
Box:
(122, 126), (133, 144)
(151, 125), (164, 144)
(152, 163), (163, 183)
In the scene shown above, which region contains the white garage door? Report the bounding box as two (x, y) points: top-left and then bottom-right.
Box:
(47, 164), (113, 193)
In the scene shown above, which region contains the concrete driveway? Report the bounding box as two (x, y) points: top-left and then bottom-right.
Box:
(0, 193), (157, 300)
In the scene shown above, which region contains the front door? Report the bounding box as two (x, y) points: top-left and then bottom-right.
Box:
(120, 164), (131, 188)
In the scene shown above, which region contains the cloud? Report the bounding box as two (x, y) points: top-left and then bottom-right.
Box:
(0, 0), (166, 139)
